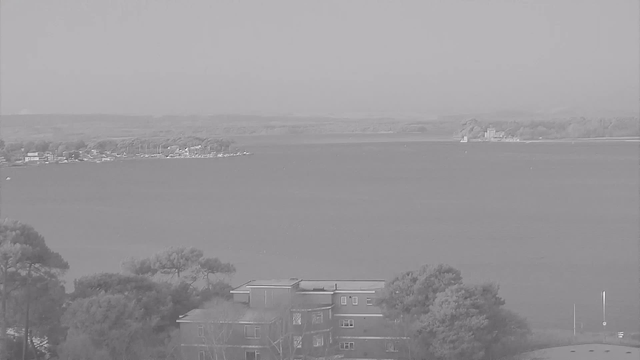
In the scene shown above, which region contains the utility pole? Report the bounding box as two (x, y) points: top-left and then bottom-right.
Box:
(573, 303), (576, 337)
(602, 291), (607, 343)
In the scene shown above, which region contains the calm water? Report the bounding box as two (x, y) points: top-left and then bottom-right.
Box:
(3, 140), (638, 332)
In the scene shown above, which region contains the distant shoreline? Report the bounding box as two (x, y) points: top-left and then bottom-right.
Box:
(231, 133), (640, 146)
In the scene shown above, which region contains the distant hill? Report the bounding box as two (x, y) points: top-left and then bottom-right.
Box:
(0, 114), (456, 142)
(1, 113), (637, 142)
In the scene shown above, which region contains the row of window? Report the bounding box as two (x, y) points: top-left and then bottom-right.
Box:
(293, 333), (327, 348)
(197, 340), (398, 360)
(198, 324), (262, 339)
(340, 296), (374, 306)
(339, 341), (399, 352)
(199, 350), (262, 360)
(292, 311), (324, 325)
(198, 317), (361, 339)
(339, 319), (354, 328)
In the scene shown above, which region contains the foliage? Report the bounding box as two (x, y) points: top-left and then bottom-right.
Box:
(0, 136), (237, 164)
(71, 273), (173, 326)
(56, 333), (117, 360)
(8, 276), (67, 353)
(121, 246), (236, 289)
(458, 117), (639, 140)
(60, 247), (235, 359)
(0, 220), (69, 358)
(61, 293), (152, 360)
(377, 264), (530, 360)
(376, 264), (463, 319)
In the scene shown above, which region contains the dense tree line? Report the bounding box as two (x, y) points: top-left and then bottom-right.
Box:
(8, 220), (618, 360)
(0, 220), (235, 360)
(458, 117), (639, 140)
(376, 264), (531, 360)
(0, 136), (236, 163)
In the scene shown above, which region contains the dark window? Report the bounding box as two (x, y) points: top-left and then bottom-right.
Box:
(339, 342), (355, 350)
(386, 341), (399, 352)
(340, 319), (354, 328)
(246, 351), (260, 360)
(312, 312), (323, 324)
(244, 325), (261, 339)
(313, 334), (324, 347)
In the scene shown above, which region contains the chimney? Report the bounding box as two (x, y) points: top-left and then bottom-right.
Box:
(334, 283), (338, 290)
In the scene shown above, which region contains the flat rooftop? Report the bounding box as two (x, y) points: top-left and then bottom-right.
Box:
(298, 280), (385, 291)
(231, 279), (386, 293)
(245, 279), (302, 287)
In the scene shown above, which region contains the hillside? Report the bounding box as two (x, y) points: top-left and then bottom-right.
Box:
(0, 114), (637, 143)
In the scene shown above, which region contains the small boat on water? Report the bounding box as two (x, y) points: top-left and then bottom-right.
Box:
(460, 136), (468, 143)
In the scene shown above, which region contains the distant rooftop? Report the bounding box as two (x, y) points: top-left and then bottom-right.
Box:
(231, 279), (386, 293)
(246, 278), (302, 287)
(298, 280), (385, 291)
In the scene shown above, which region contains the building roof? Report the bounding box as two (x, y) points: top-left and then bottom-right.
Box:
(298, 280), (385, 292)
(231, 278), (301, 293)
(231, 279), (386, 293)
(177, 306), (281, 324)
(246, 279), (302, 287)
(290, 303), (334, 311)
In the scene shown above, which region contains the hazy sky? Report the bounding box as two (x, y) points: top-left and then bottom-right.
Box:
(1, 0), (638, 116)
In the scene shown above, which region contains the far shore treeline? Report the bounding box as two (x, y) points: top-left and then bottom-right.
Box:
(1, 221), (639, 360)
(457, 117), (640, 140)
(1, 114), (638, 145)
(0, 136), (236, 163)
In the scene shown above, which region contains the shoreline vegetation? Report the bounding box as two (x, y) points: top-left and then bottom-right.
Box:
(1, 113), (638, 140)
(0, 114), (637, 166)
(0, 136), (253, 167)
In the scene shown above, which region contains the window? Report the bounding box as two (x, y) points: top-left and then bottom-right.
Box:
(339, 342), (355, 350)
(313, 334), (324, 347)
(340, 296), (347, 305)
(312, 312), (323, 324)
(294, 336), (302, 348)
(352, 296), (358, 305)
(198, 324), (205, 337)
(292, 312), (302, 325)
(199, 351), (206, 360)
(246, 351), (260, 360)
(340, 319), (354, 328)
(244, 325), (260, 339)
(366, 298), (373, 306)
(386, 341), (399, 352)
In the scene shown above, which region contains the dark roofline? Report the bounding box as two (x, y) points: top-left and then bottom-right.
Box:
(303, 279), (386, 282)
(230, 279), (255, 292)
(246, 279), (302, 288)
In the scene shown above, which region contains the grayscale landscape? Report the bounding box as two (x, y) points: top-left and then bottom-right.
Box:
(0, 1), (638, 360)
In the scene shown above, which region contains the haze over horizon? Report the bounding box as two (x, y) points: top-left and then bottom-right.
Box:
(1, 0), (638, 117)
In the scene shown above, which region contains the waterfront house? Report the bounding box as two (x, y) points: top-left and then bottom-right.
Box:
(178, 279), (407, 360)
(484, 127), (506, 141)
(24, 152), (40, 162)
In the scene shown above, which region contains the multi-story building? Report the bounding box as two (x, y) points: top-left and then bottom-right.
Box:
(178, 278), (407, 360)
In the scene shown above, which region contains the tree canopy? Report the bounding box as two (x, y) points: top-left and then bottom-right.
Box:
(376, 264), (530, 360)
(0, 220), (69, 359)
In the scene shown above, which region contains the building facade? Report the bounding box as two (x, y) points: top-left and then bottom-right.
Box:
(178, 279), (407, 360)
